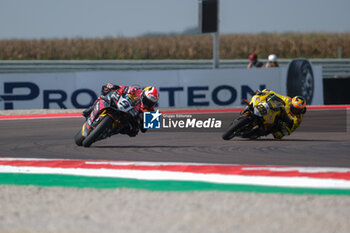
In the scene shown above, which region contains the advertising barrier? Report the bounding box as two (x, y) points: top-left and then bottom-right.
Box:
(0, 60), (323, 110)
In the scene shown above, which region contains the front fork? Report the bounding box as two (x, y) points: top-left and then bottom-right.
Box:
(81, 110), (120, 137)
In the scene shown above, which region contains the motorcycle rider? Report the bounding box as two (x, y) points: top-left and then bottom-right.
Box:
(82, 83), (159, 137)
(254, 89), (306, 139)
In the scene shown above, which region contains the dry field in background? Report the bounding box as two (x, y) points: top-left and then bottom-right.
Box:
(0, 33), (349, 60)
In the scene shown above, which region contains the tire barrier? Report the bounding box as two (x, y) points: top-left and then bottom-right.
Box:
(287, 59), (315, 105)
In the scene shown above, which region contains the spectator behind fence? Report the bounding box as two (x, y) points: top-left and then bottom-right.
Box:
(265, 54), (279, 68)
(247, 52), (263, 68)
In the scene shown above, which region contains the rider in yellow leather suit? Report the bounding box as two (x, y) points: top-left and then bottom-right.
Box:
(255, 89), (307, 139)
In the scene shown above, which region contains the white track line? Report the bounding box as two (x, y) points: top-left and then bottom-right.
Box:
(1, 165), (350, 189)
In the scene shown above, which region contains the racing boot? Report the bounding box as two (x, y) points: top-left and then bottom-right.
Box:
(127, 129), (139, 137)
(272, 131), (284, 140)
(139, 121), (147, 133)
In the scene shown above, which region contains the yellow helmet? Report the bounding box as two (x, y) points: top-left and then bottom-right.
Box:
(291, 96), (306, 115)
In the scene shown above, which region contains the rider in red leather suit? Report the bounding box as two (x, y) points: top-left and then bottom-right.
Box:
(83, 83), (159, 137)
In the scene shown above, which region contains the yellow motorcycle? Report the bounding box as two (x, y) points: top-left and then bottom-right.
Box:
(222, 92), (286, 140)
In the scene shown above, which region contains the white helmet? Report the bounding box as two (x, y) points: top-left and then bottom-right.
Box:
(268, 54), (278, 62)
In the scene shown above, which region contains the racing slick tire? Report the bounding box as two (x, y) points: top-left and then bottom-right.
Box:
(287, 59), (314, 104)
(74, 129), (85, 146)
(222, 115), (251, 140)
(82, 115), (114, 147)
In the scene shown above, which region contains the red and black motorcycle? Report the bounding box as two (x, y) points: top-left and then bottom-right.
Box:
(74, 91), (140, 147)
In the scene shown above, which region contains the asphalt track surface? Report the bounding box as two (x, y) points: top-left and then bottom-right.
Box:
(0, 109), (349, 167)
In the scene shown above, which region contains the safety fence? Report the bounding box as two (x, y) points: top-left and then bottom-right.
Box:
(1, 59), (350, 78)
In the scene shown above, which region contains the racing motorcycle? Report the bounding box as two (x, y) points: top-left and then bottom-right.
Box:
(74, 91), (140, 147)
(222, 92), (285, 140)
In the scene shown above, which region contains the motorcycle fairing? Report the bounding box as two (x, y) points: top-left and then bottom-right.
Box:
(81, 96), (112, 137)
(250, 92), (282, 131)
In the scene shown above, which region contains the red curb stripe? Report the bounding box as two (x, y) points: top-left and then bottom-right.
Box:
(306, 105), (350, 110)
(1, 159), (349, 181)
(0, 113), (82, 120)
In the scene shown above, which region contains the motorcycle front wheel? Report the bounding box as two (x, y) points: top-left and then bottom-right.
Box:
(82, 115), (114, 147)
(222, 115), (252, 140)
(74, 129), (85, 146)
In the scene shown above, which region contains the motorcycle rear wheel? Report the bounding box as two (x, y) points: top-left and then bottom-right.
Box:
(222, 115), (251, 140)
(82, 115), (114, 147)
